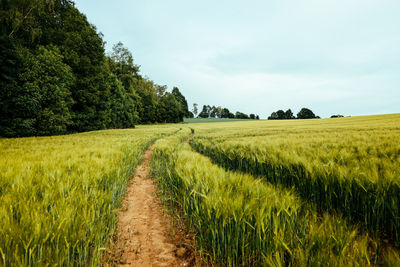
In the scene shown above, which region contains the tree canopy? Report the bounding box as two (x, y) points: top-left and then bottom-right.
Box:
(0, 1), (190, 137)
(297, 108), (318, 119)
(268, 108), (319, 120)
(196, 105), (258, 120)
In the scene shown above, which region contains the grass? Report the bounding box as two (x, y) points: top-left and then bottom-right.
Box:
(3, 114), (400, 266)
(0, 125), (178, 266)
(189, 114), (400, 248)
(151, 128), (399, 266)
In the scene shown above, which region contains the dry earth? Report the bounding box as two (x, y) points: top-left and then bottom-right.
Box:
(108, 145), (194, 266)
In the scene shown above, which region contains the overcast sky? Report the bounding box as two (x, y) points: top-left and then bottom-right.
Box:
(75, 0), (399, 118)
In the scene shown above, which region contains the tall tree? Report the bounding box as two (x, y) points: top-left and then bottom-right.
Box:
(172, 87), (189, 118)
(284, 109), (295, 119)
(198, 105), (210, 118)
(158, 92), (183, 123)
(268, 112), (278, 120)
(20, 45), (74, 135)
(0, 36), (39, 137)
(235, 111), (249, 119)
(1, 0), (59, 41)
(297, 108), (317, 119)
(107, 42), (140, 127)
(133, 78), (157, 124)
(0, 1), (193, 137)
(33, 2), (112, 131)
(221, 108), (230, 118)
(209, 106), (217, 118)
(109, 42), (140, 89)
(192, 103), (198, 117)
(276, 110), (285, 119)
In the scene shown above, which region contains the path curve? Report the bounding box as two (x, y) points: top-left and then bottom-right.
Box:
(112, 144), (189, 266)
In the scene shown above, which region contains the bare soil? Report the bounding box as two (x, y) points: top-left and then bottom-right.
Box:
(108, 145), (194, 266)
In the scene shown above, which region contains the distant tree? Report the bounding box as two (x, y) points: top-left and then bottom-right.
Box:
(331, 114), (344, 118)
(268, 112), (279, 120)
(216, 106), (223, 118)
(276, 110), (285, 119)
(109, 42), (140, 88)
(256, 115), (260, 120)
(155, 84), (167, 99)
(268, 108), (297, 120)
(133, 78), (157, 123)
(221, 108), (230, 118)
(284, 109), (295, 119)
(228, 112), (235, 118)
(198, 105), (210, 118)
(172, 87), (190, 118)
(235, 111), (249, 119)
(107, 42), (141, 128)
(192, 103), (198, 117)
(209, 106), (217, 118)
(297, 108), (317, 119)
(249, 113), (255, 120)
(188, 111), (194, 118)
(158, 92), (183, 123)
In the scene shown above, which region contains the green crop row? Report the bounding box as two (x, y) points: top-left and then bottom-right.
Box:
(0, 126), (177, 266)
(189, 115), (400, 249)
(151, 129), (397, 266)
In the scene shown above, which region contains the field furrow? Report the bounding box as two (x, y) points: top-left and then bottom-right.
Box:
(151, 127), (399, 266)
(0, 126), (177, 266)
(189, 115), (400, 251)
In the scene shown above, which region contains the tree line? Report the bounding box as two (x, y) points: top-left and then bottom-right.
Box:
(0, 0), (190, 137)
(268, 108), (320, 120)
(193, 104), (259, 120)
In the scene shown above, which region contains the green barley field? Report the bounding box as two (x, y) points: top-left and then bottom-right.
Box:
(1, 114), (400, 266)
(0, 126), (177, 266)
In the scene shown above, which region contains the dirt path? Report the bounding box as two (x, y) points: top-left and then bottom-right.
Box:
(111, 145), (191, 266)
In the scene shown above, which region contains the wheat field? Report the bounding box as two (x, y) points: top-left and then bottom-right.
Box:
(1, 114), (400, 266)
(0, 126), (177, 266)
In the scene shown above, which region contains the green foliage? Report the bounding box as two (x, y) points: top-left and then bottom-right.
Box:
(235, 111), (249, 119)
(198, 105), (211, 118)
(331, 114), (344, 118)
(0, 35), (40, 137)
(297, 107), (317, 119)
(158, 92), (184, 123)
(133, 78), (158, 123)
(172, 87), (190, 117)
(285, 109), (295, 119)
(1, 1), (191, 137)
(21, 45), (74, 135)
(184, 118), (255, 123)
(198, 105), (257, 120)
(0, 0), (59, 41)
(268, 108), (296, 120)
(221, 108), (231, 118)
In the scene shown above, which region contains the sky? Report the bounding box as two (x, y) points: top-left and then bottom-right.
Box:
(74, 0), (399, 118)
